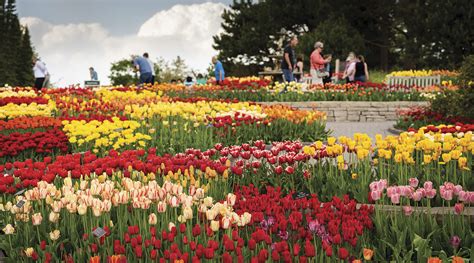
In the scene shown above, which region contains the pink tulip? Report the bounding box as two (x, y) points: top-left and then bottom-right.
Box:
(453, 185), (463, 195)
(454, 203), (464, 215)
(409, 178), (419, 188)
(390, 194), (400, 204)
(403, 206), (413, 216)
(370, 190), (382, 201)
(401, 186), (413, 197)
(423, 181), (433, 190)
(425, 189), (436, 199)
(440, 188), (453, 201)
(412, 189), (424, 201)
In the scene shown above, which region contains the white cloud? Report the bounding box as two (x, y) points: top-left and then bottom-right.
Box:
(20, 2), (226, 86)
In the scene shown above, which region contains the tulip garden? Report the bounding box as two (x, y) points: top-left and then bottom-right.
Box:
(0, 81), (472, 263)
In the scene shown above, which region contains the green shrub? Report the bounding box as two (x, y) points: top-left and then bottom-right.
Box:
(430, 56), (474, 121)
(459, 55), (474, 85)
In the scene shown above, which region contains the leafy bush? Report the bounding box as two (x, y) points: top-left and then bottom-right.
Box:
(459, 55), (474, 85)
(429, 56), (474, 120)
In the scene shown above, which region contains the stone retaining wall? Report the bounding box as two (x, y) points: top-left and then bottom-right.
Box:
(261, 101), (430, 122)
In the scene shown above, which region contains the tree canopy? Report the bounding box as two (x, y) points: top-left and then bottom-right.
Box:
(213, 0), (474, 75)
(0, 0), (35, 86)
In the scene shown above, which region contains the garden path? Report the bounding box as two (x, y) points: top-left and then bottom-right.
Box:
(326, 121), (399, 140)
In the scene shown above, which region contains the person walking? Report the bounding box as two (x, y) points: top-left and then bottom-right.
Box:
(310, 41), (331, 85)
(281, 36), (298, 82)
(143, 52), (156, 84)
(354, 55), (369, 82)
(212, 56), (225, 85)
(32, 57), (49, 90)
(133, 55), (153, 85)
(89, 67), (98, 81)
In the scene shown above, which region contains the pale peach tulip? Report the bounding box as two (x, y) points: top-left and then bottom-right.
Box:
(210, 220), (220, 232)
(49, 229), (60, 241)
(148, 213), (158, 225)
(77, 203), (87, 215)
(2, 224), (14, 234)
(49, 212), (60, 223)
(32, 212), (43, 226)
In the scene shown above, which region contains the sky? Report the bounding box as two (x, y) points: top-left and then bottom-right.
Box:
(17, 0), (233, 86)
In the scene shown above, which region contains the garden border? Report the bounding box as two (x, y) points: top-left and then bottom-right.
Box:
(260, 101), (430, 122)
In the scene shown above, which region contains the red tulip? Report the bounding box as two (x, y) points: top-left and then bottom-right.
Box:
(338, 247), (349, 260)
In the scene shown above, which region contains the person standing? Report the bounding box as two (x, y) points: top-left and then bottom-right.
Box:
(32, 57), (48, 90)
(212, 56), (225, 84)
(143, 52), (156, 84)
(281, 36), (298, 82)
(133, 55), (153, 85)
(195, 73), (207, 85)
(323, 54), (333, 84)
(343, 52), (356, 83)
(89, 67), (98, 80)
(354, 55), (369, 82)
(293, 56), (304, 82)
(310, 42), (331, 85)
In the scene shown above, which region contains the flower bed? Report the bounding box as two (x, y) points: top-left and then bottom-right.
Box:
(396, 107), (474, 130)
(0, 86), (472, 262)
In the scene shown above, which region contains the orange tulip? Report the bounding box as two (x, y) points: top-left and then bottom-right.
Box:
(452, 257), (464, 263)
(427, 257), (442, 263)
(108, 255), (127, 263)
(90, 256), (100, 263)
(352, 260), (362, 263)
(363, 248), (374, 260)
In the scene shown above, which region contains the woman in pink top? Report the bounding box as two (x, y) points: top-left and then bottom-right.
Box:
(310, 42), (331, 85)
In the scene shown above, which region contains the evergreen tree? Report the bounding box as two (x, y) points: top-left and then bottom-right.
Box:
(0, 0), (35, 86)
(0, 0), (7, 85)
(17, 26), (34, 86)
(2, 0), (21, 85)
(214, 0), (472, 73)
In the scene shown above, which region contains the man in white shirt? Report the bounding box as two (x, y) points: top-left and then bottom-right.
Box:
(32, 57), (49, 89)
(143, 52), (156, 84)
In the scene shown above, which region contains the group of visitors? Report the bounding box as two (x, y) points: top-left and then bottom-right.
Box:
(342, 52), (369, 83)
(280, 36), (369, 85)
(32, 52), (226, 89)
(132, 53), (224, 86)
